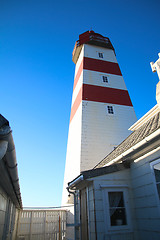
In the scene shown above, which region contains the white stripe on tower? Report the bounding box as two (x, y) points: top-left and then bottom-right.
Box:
(62, 31), (137, 205)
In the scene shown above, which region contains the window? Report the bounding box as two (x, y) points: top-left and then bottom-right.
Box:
(98, 52), (103, 58)
(102, 76), (108, 83)
(152, 161), (160, 199)
(101, 186), (131, 231)
(108, 192), (127, 226)
(107, 106), (114, 114)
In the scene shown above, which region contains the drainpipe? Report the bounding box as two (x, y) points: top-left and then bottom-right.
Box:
(67, 187), (76, 240)
(67, 175), (83, 240)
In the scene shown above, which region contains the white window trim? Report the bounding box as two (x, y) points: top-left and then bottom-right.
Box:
(102, 187), (131, 232)
(150, 158), (160, 206)
(101, 75), (109, 84)
(98, 52), (104, 58)
(106, 105), (115, 115)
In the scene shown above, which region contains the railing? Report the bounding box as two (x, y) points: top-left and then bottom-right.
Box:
(72, 32), (114, 59)
(16, 209), (67, 240)
(77, 34), (110, 47)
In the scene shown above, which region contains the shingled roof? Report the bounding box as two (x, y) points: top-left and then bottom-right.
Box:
(95, 112), (160, 168)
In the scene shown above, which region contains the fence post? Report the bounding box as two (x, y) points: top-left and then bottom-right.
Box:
(29, 211), (33, 240)
(59, 213), (61, 240)
(44, 211), (46, 240)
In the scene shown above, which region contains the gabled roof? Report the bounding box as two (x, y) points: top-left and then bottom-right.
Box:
(95, 112), (160, 168)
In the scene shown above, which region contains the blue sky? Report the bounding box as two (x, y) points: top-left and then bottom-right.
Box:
(0, 0), (160, 207)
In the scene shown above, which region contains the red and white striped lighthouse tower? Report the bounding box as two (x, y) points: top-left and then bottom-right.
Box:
(62, 31), (137, 204)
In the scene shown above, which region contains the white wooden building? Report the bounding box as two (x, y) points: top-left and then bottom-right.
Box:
(68, 91), (160, 239)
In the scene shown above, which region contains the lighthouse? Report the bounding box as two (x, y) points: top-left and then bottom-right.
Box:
(62, 31), (137, 204)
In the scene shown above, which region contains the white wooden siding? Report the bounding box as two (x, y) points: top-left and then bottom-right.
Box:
(130, 149), (160, 240)
(0, 185), (18, 240)
(92, 169), (135, 240)
(87, 184), (96, 240)
(84, 45), (117, 63)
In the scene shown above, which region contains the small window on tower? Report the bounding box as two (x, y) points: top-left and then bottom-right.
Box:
(98, 52), (103, 58)
(102, 76), (109, 83)
(107, 106), (114, 115)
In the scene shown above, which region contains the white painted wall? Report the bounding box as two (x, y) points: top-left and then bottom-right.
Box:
(62, 42), (137, 206)
(71, 73), (82, 106)
(81, 101), (137, 171)
(62, 104), (82, 205)
(62, 45), (137, 240)
(75, 147), (160, 240)
(84, 44), (117, 63)
(83, 70), (127, 90)
(80, 44), (137, 170)
(77, 168), (136, 240)
(130, 149), (160, 240)
(74, 45), (84, 77)
(0, 185), (18, 240)
(62, 47), (84, 206)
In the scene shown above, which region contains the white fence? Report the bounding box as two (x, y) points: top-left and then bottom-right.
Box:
(16, 209), (67, 240)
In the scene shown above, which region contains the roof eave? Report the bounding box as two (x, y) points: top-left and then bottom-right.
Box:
(104, 128), (160, 167)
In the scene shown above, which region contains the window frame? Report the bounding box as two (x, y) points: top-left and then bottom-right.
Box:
(150, 158), (160, 204)
(101, 186), (131, 232)
(102, 75), (109, 84)
(106, 105), (115, 115)
(98, 52), (104, 58)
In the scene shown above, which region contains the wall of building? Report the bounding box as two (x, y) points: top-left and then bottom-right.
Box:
(84, 44), (117, 62)
(80, 44), (137, 170)
(74, 168), (138, 240)
(62, 38), (138, 240)
(75, 148), (160, 240)
(81, 101), (137, 170)
(74, 183), (96, 240)
(75, 192), (81, 240)
(0, 185), (19, 240)
(92, 168), (136, 240)
(87, 183), (96, 240)
(130, 149), (160, 240)
(83, 69), (127, 90)
(61, 104), (82, 205)
(62, 40), (137, 205)
(62, 47), (84, 206)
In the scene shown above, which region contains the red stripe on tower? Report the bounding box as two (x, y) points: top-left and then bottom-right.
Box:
(70, 84), (133, 123)
(73, 60), (83, 90)
(70, 87), (82, 123)
(83, 57), (122, 75)
(82, 84), (133, 106)
(72, 57), (122, 94)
